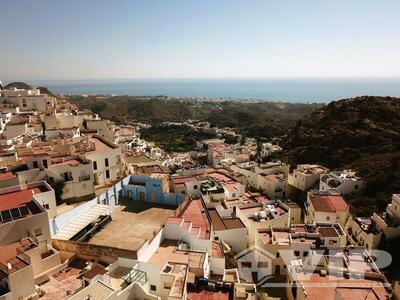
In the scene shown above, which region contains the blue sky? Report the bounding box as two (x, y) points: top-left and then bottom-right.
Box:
(0, 0), (399, 80)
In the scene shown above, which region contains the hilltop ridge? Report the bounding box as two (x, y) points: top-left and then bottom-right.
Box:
(281, 96), (400, 215)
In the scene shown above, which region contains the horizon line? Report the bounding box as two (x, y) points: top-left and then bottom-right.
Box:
(2, 75), (400, 84)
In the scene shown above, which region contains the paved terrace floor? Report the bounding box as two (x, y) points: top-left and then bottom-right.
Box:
(87, 198), (178, 252)
(38, 259), (87, 299)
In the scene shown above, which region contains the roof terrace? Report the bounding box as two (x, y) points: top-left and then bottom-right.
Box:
(0, 182), (49, 224)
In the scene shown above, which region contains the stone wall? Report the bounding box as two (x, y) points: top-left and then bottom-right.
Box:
(52, 239), (137, 259)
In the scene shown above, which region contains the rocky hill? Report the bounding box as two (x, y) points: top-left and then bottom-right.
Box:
(281, 96), (400, 215)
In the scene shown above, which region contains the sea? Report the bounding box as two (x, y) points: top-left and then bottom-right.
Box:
(31, 77), (400, 103)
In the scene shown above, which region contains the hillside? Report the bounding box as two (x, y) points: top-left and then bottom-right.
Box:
(281, 96), (400, 215)
(68, 95), (321, 140)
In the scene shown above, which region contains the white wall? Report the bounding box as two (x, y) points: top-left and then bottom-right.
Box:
(214, 228), (248, 253)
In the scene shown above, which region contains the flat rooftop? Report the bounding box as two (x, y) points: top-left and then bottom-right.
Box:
(263, 173), (286, 183)
(88, 199), (176, 253)
(87, 135), (118, 153)
(188, 289), (230, 300)
(171, 176), (199, 185)
(208, 171), (237, 184)
(296, 164), (328, 175)
(240, 202), (288, 222)
(259, 229), (290, 246)
(309, 193), (348, 212)
(239, 192), (269, 205)
(0, 187), (42, 210)
(293, 270), (390, 300)
(38, 261), (84, 300)
(0, 184), (47, 224)
(68, 280), (114, 300)
(149, 239), (205, 269)
(208, 209), (245, 231)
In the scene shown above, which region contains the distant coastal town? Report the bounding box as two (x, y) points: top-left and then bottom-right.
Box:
(0, 81), (398, 300)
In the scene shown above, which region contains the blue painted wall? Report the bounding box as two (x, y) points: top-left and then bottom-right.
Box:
(95, 175), (185, 207)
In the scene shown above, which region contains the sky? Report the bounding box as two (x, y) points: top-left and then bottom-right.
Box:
(0, 0), (399, 81)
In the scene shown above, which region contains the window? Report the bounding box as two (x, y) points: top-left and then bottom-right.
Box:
(355, 185), (358, 190)
(34, 228), (43, 237)
(33, 161), (39, 169)
(150, 285), (157, 291)
(294, 251), (300, 257)
(43, 204), (50, 210)
(258, 261), (268, 268)
(93, 161), (97, 170)
(326, 216), (330, 221)
(164, 282), (172, 289)
(106, 170), (110, 179)
(303, 251), (309, 257)
(105, 158), (109, 167)
(232, 193), (236, 198)
(63, 172), (71, 181)
(276, 252), (280, 258)
(43, 159), (48, 168)
(194, 185), (198, 190)
(241, 261), (251, 268)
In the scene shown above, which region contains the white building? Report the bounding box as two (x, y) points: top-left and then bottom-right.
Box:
(288, 164), (329, 191)
(237, 201), (290, 244)
(260, 142), (282, 158)
(0, 183), (61, 299)
(346, 216), (382, 250)
(208, 208), (247, 253)
(86, 119), (116, 143)
(305, 190), (349, 227)
(320, 169), (364, 196)
(84, 135), (122, 186)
